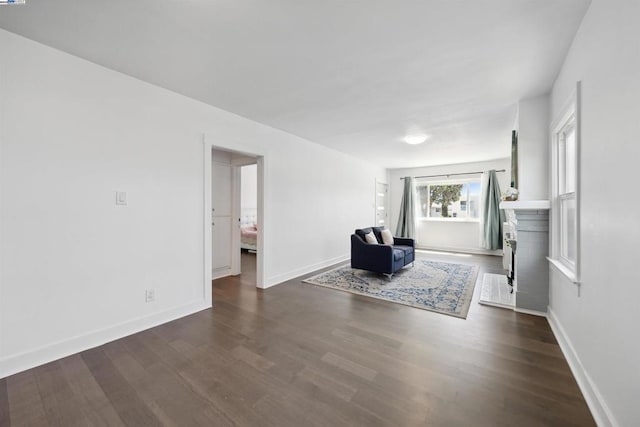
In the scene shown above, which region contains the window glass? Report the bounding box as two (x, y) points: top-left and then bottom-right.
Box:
(560, 197), (577, 263)
(556, 113), (577, 269)
(416, 180), (480, 220)
(565, 126), (576, 194)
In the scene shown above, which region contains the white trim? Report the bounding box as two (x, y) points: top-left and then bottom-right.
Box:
(575, 82), (582, 282)
(416, 245), (502, 257)
(374, 178), (389, 227)
(256, 156), (265, 287)
(203, 134), (266, 289)
(202, 140), (213, 306)
(500, 200), (551, 210)
(549, 81), (581, 283)
(547, 308), (618, 427)
(547, 257), (580, 284)
(513, 307), (547, 317)
(212, 268), (233, 281)
(264, 254), (349, 288)
(0, 48), (5, 360)
(231, 164), (241, 275)
(418, 217), (480, 223)
(0, 300), (209, 379)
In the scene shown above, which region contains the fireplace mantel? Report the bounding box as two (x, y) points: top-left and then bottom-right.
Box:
(500, 200), (550, 210)
(500, 199), (550, 316)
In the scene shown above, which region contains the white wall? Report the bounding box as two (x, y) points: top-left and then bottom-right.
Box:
(517, 94), (550, 200)
(548, 1), (640, 426)
(241, 164), (258, 212)
(389, 158), (510, 254)
(0, 30), (386, 377)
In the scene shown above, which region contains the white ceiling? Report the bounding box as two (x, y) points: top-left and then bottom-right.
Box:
(0, 0), (590, 168)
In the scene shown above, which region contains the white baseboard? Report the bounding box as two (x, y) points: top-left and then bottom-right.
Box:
(212, 267), (233, 280)
(416, 245), (502, 257)
(263, 254), (349, 289)
(547, 307), (618, 427)
(514, 307), (547, 317)
(0, 299), (210, 379)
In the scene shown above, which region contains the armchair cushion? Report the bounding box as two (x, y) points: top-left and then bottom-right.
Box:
(380, 228), (394, 245)
(364, 231), (379, 244)
(393, 237), (415, 247)
(394, 245), (415, 264)
(355, 228), (374, 241)
(372, 226), (386, 243)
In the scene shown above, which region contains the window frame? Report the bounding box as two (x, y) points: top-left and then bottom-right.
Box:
(550, 82), (581, 283)
(415, 177), (482, 222)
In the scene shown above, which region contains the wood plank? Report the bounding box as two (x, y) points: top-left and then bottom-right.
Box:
(6, 371), (50, 426)
(0, 251), (594, 426)
(230, 345), (275, 372)
(320, 352), (378, 381)
(294, 366), (358, 402)
(0, 378), (10, 427)
(80, 348), (162, 426)
(57, 355), (125, 427)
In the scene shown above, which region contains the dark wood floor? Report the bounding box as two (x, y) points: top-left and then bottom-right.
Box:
(0, 251), (594, 426)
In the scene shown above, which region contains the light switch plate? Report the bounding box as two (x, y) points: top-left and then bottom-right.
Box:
(116, 191), (127, 205)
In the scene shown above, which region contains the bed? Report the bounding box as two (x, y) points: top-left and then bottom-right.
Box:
(240, 213), (258, 251)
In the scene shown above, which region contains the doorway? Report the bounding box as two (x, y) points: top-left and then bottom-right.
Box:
(202, 138), (266, 308)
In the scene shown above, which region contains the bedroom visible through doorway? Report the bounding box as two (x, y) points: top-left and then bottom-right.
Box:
(240, 163), (258, 278)
(240, 164), (258, 254)
(206, 141), (265, 299)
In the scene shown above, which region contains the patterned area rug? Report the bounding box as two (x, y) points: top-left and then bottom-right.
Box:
(303, 259), (479, 319)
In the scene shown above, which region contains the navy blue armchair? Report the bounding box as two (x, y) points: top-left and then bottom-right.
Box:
(351, 227), (415, 276)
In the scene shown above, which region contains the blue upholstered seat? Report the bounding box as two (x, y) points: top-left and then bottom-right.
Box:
(350, 227), (415, 276)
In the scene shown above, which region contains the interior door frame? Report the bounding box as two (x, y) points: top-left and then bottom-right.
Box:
(374, 178), (389, 227)
(230, 164), (241, 276)
(203, 135), (266, 308)
(230, 158), (259, 276)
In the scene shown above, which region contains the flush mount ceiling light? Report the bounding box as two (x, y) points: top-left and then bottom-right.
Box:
(403, 134), (428, 145)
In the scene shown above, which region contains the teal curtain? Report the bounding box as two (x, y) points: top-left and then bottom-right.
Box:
(396, 177), (415, 238)
(483, 170), (505, 250)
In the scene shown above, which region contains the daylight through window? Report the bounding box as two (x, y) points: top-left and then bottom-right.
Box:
(416, 180), (481, 220)
(556, 113), (577, 267)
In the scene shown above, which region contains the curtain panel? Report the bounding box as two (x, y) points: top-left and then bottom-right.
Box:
(482, 170), (505, 250)
(395, 177), (415, 238)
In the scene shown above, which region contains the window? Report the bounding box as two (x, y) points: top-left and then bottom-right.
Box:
(551, 88), (579, 277)
(416, 180), (481, 220)
(558, 119), (577, 264)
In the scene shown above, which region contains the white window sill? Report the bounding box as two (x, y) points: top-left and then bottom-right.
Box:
(418, 218), (480, 223)
(547, 257), (580, 284)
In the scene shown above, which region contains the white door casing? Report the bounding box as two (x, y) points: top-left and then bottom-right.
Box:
(203, 134), (266, 298)
(375, 180), (389, 227)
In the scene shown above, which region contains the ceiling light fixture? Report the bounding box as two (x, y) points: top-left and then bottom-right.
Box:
(404, 134), (428, 145)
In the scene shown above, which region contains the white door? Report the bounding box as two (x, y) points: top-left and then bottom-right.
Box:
(212, 161), (233, 276)
(375, 181), (388, 227)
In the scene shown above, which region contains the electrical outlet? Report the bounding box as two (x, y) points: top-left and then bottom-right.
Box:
(145, 289), (155, 302)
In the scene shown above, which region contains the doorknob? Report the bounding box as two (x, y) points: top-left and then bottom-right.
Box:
(212, 221), (215, 226)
